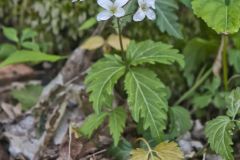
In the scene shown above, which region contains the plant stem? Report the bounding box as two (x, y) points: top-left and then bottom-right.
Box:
(20, 0), (28, 28)
(117, 18), (125, 60)
(136, 138), (154, 158)
(222, 34), (229, 91)
(174, 68), (212, 106)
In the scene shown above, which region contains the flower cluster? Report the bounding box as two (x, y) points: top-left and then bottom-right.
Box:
(97, 0), (156, 22)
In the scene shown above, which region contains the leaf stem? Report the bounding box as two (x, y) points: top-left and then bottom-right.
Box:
(222, 34), (229, 91)
(136, 138), (154, 158)
(174, 68), (212, 106)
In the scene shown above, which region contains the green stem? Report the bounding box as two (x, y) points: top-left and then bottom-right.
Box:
(174, 68), (212, 106)
(117, 18), (125, 61)
(222, 34), (229, 91)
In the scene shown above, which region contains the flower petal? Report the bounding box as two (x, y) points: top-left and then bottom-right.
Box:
(114, 7), (125, 17)
(97, 10), (113, 21)
(115, 0), (129, 7)
(146, 9), (156, 20)
(148, 0), (155, 9)
(138, 0), (144, 5)
(133, 8), (146, 22)
(97, 0), (113, 10)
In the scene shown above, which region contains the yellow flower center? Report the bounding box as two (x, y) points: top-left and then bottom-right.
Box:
(110, 6), (117, 14)
(140, 3), (148, 11)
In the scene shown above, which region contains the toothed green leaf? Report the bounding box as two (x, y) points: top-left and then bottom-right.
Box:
(124, 67), (168, 138)
(205, 116), (235, 160)
(168, 106), (192, 139)
(79, 112), (108, 138)
(85, 55), (126, 113)
(155, 0), (183, 39)
(109, 107), (127, 146)
(227, 88), (240, 119)
(126, 41), (184, 68)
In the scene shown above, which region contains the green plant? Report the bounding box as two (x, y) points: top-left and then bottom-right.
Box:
(79, 40), (184, 145)
(205, 88), (240, 160)
(76, 0), (240, 159)
(77, 0), (186, 148)
(11, 84), (43, 111)
(0, 26), (64, 67)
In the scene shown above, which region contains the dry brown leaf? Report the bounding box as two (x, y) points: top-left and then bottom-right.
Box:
(154, 142), (184, 160)
(130, 148), (149, 160)
(130, 140), (184, 160)
(81, 36), (105, 50)
(0, 64), (34, 85)
(106, 34), (130, 51)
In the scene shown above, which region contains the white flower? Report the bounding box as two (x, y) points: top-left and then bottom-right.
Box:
(133, 0), (156, 22)
(97, 0), (129, 21)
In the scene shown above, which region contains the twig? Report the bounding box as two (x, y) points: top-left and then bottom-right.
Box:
(79, 149), (107, 160)
(68, 124), (72, 160)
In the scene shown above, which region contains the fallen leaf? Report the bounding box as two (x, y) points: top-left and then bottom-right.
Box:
(154, 142), (184, 160)
(107, 34), (130, 51)
(81, 36), (105, 50)
(130, 148), (149, 160)
(0, 64), (34, 85)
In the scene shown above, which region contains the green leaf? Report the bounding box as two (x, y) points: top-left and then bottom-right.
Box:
(21, 28), (38, 42)
(124, 67), (168, 138)
(0, 50), (64, 68)
(205, 116), (235, 160)
(213, 92), (229, 109)
(11, 84), (43, 111)
(112, 0), (138, 30)
(179, 0), (192, 8)
(109, 107), (127, 146)
(85, 55), (126, 113)
(183, 38), (218, 86)
(2, 27), (19, 43)
(192, 94), (212, 109)
(229, 49), (240, 73)
(78, 112), (108, 138)
(21, 42), (40, 51)
(0, 44), (17, 59)
(227, 88), (240, 119)
(126, 41), (184, 68)
(155, 0), (183, 39)
(168, 106), (192, 139)
(192, 0), (240, 34)
(204, 77), (221, 94)
(108, 138), (132, 160)
(79, 18), (97, 31)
